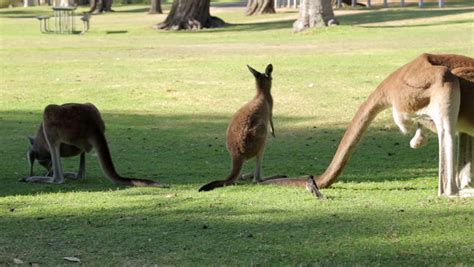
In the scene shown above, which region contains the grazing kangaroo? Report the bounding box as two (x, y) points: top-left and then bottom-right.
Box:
(24, 103), (163, 187)
(199, 64), (286, 192)
(262, 54), (474, 197)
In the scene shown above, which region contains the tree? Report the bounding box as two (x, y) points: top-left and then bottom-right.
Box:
(246, 0), (275, 16)
(331, 0), (365, 7)
(293, 0), (338, 32)
(155, 0), (225, 30)
(149, 0), (162, 14)
(89, 0), (113, 13)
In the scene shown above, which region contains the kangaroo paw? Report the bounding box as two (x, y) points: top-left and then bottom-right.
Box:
(306, 176), (324, 199)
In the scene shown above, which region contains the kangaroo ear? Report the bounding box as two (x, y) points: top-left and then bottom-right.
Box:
(27, 136), (35, 146)
(265, 64), (273, 77)
(247, 65), (260, 78)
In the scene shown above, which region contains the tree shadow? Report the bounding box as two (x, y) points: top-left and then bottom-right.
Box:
(210, 1), (246, 7)
(1, 196), (472, 265)
(192, 6), (472, 32)
(358, 18), (472, 28)
(114, 7), (150, 13)
(193, 19), (295, 33)
(113, 3), (173, 13)
(0, 9), (53, 19)
(0, 108), (440, 197)
(337, 7), (474, 25)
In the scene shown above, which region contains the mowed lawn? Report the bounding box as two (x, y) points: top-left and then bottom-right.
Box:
(0, 2), (473, 265)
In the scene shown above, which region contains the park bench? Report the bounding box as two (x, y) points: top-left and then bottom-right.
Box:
(36, 15), (51, 33)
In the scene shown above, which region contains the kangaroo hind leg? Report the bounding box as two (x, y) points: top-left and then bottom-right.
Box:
(431, 77), (461, 197)
(252, 149), (288, 183)
(64, 152), (86, 180)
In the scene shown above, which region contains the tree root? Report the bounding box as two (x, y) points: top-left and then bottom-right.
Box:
(154, 16), (225, 30)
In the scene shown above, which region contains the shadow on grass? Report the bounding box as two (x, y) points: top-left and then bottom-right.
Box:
(1, 195), (472, 265)
(0, 108), (439, 197)
(0, 9), (53, 18)
(358, 18), (473, 28)
(114, 7), (150, 13)
(113, 3), (173, 13)
(188, 6), (473, 33)
(193, 19), (295, 33)
(337, 7), (474, 25)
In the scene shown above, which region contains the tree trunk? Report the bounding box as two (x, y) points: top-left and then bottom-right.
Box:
(246, 0), (275, 16)
(149, 0), (162, 14)
(155, 0), (225, 30)
(38, 0), (51, 6)
(331, 0), (366, 7)
(293, 0), (338, 32)
(89, 0), (113, 13)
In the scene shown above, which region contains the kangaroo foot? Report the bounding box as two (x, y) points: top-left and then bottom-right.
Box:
(20, 176), (61, 184)
(240, 173), (254, 181)
(64, 172), (85, 180)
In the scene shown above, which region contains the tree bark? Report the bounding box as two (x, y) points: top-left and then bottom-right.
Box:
(155, 0), (225, 30)
(246, 0), (275, 16)
(89, 0), (113, 13)
(149, 0), (162, 14)
(293, 0), (338, 32)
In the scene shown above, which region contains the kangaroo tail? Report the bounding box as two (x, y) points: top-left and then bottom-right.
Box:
(199, 157), (244, 192)
(316, 89), (389, 188)
(90, 132), (162, 187)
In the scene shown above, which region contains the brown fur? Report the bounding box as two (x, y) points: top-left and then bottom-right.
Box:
(199, 64), (285, 192)
(24, 103), (163, 187)
(262, 53), (474, 197)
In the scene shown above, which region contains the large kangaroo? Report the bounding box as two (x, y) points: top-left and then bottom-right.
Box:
(262, 54), (474, 197)
(24, 103), (163, 187)
(199, 64), (286, 192)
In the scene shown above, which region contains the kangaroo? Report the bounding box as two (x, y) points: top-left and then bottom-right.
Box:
(199, 64), (286, 192)
(261, 54), (474, 197)
(23, 103), (163, 187)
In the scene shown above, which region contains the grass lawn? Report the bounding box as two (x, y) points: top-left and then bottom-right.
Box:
(1, 2), (473, 265)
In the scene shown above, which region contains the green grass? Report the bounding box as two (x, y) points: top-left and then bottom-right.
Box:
(1, 3), (474, 265)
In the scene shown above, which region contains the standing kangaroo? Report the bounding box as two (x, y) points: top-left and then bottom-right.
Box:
(262, 54), (474, 197)
(199, 64), (286, 192)
(24, 103), (163, 187)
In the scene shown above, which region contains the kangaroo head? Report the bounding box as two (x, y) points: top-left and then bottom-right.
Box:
(247, 64), (273, 94)
(27, 136), (52, 174)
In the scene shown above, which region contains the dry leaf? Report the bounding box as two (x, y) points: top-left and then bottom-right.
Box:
(13, 258), (24, 264)
(63, 256), (81, 263)
(165, 193), (177, 199)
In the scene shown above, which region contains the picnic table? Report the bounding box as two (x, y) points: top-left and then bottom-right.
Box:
(52, 6), (76, 33)
(36, 6), (91, 34)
